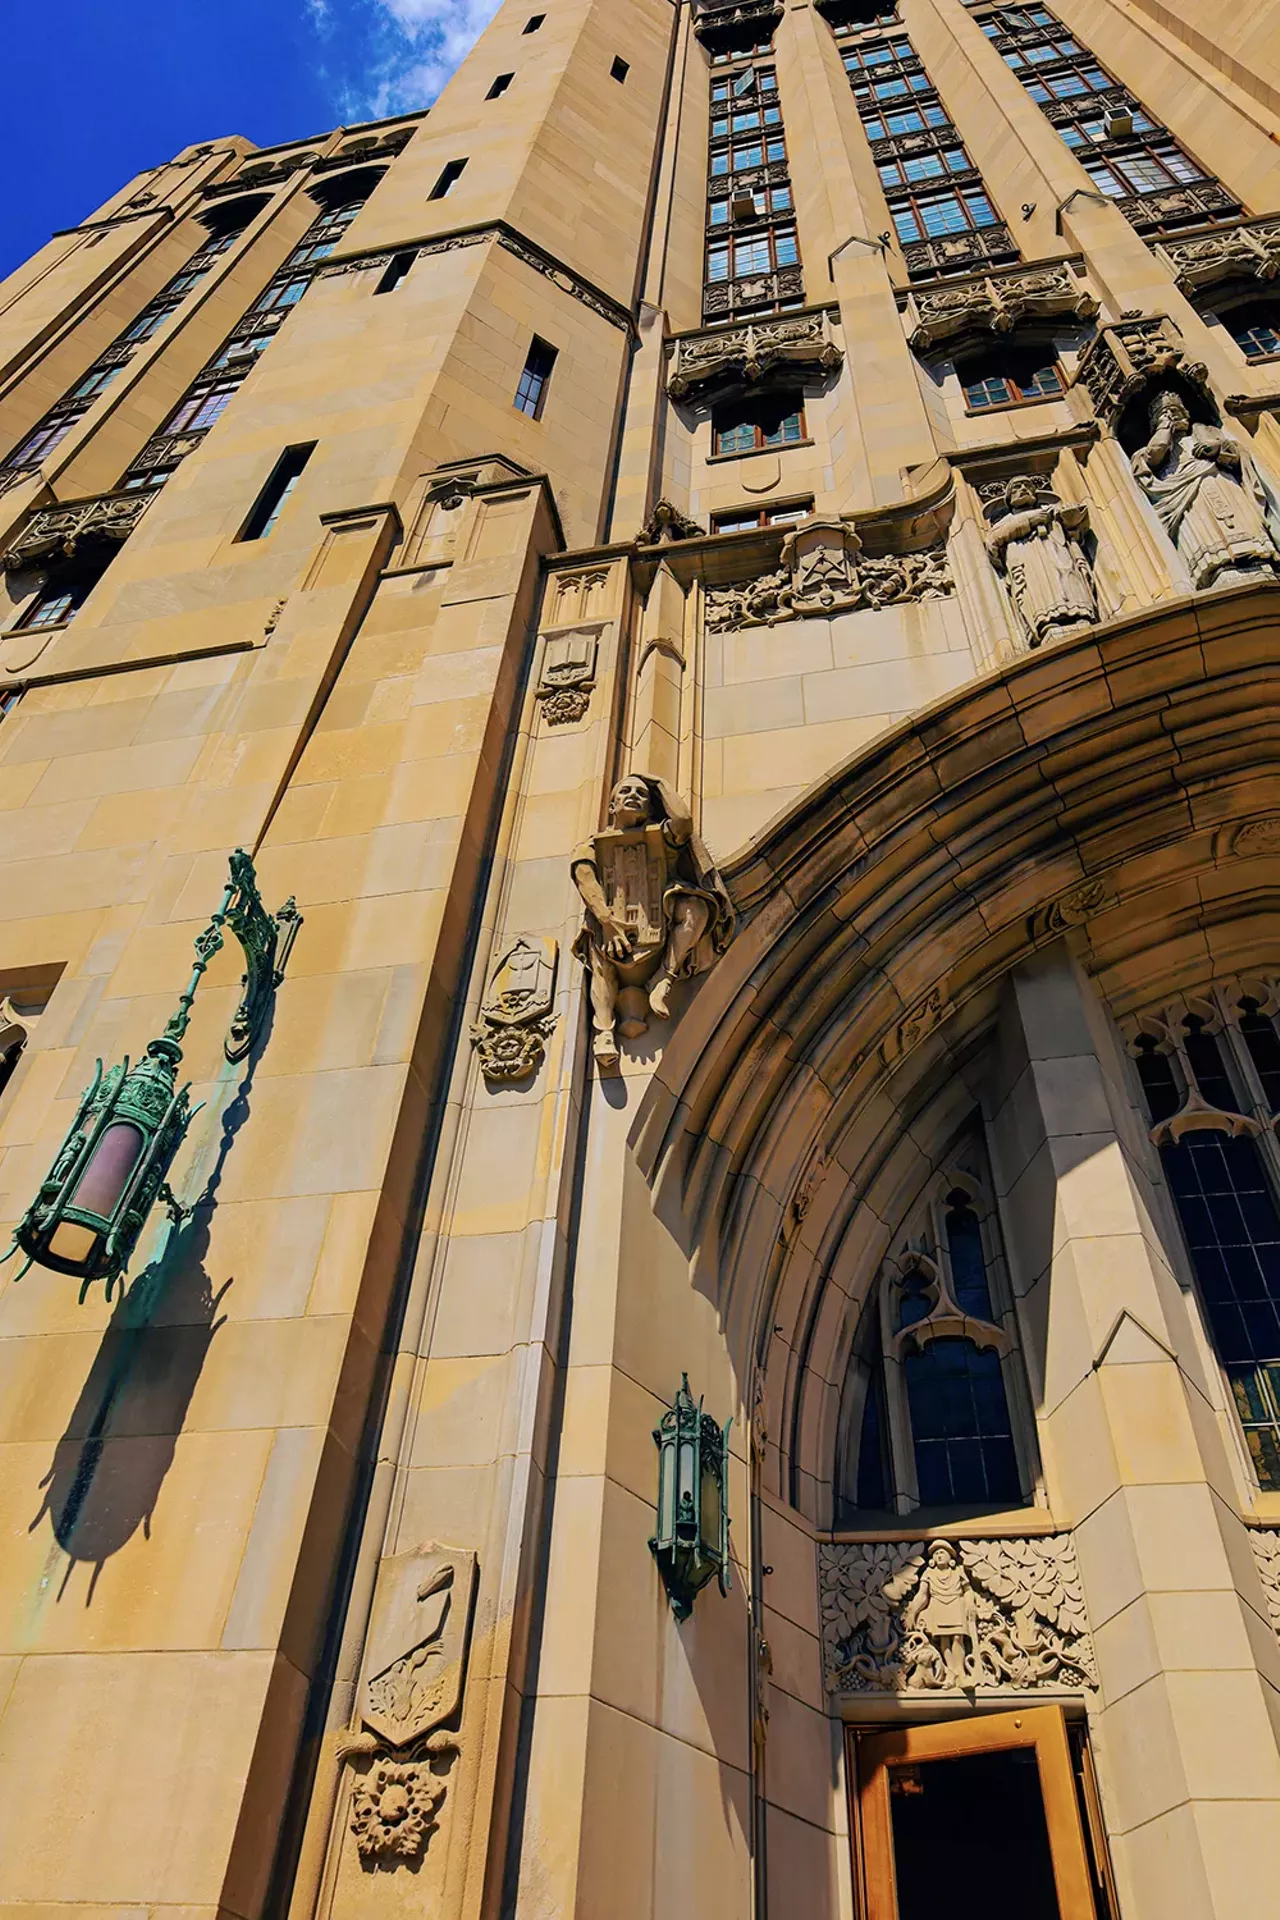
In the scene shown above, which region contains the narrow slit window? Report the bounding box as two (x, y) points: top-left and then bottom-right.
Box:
(375, 251), (416, 295)
(487, 73), (514, 100)
(430, 159), (468, 200)
(524, 14), (545, 30)
(611, 57), (630, 83)
(240, 443), (316, 542)
(514, 337), (558, 419)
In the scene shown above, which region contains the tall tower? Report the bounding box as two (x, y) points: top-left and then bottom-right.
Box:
(2, 2), (1280, 1917)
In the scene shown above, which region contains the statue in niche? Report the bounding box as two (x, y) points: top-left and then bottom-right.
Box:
(1131, 388), (1280, 590)
(572, 774), (734, 1071)
(985, 476), (1098, 649)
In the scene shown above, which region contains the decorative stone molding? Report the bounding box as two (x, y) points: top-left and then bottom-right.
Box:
(984, 476), (1098, 650)
(1073, 315), (1207, 427)
(668, 311), (842, 400)
(1156, 218), (1280, 297)
(819, 1535), (1097, 1696)
(312, 127), (415, 171)
(907, 265), (1097, 354)
(1, 489), (154, 571)
(705, 519), (952, 631)
(636, 500), (704, 546)
(692, 0), (783, 51)
(702, 264), (805, 324)
(881, 985), (952, 1066)
(1233, 816), (1280, 857)
(1029, 877), (1117, 941)
(535, 627), (598, 726)
(900, 223), (1018, 286)
(1253, 1530), (1280, 1634)
(319, 224), (633, 334)
(470, 937), (559, 1083)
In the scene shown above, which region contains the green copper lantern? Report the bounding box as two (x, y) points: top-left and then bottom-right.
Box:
(2, 849), (299, 1301)
(649, 1375), (732, 1621)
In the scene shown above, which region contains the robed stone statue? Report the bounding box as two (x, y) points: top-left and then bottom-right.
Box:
(985, 476), (1098, 649)
(572, 774), (734, 1070)
(1131, 388), (1280, 591)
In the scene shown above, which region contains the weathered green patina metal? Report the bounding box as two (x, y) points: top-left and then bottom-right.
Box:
(649, 1374), (732, 1621)
(1, 849), (300, 1299)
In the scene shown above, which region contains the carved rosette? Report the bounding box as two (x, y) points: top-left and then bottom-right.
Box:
(819, 1536), (1097, 1696)
(351, 1763), (446, 1863)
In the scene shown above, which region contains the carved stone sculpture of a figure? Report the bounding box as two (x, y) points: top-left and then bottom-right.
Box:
(1131, 388), (1280, 590)
(985, 476), (1097, 648)
(900, 1540), (980, 1688)
(572, 774), (734, 1070)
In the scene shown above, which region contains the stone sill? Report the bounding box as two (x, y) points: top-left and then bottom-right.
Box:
(707, 438), (815, 465)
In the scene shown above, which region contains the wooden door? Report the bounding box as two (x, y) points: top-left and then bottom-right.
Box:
(853, 1707), (1097, 1920)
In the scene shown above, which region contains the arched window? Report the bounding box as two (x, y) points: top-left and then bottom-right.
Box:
(838, 1153), (1033, 1518)
(1131, 987), (1280, 1488)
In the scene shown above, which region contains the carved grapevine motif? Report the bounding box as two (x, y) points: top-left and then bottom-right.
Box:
(819, 1535), (1097, 1695)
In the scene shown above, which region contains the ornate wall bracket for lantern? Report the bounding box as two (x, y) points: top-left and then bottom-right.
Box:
(649, 1375), (731, 1621)
(2, 848), (300, 1300)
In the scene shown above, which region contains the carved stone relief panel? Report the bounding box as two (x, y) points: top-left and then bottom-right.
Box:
(819, 1536), (1097, 1696)
(704, 519), (953, 631)
(907, 264), (1097, 354)
(548, 565), (615, 628)
(535, 626), (599, 726)
(470, 937), (559, 1084)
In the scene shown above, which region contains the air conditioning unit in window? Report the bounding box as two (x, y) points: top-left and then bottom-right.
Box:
(731, 191), (758, 223)
(1105, 108), (1133, 138)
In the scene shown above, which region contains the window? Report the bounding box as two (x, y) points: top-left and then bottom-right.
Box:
(523, 13), (544, 29)
(712, 395), (805, 455)
(712, 500), (813, 531)
(985, 2), (1236, 233)
(4, 418), (79, 471)
(704, 59), (803, 321)
(431, 158), (468, 199)
(239, 443), (315, 541)
(166, 383), (240, 437)
(1130, 989), (1280, 1489)
(375, 251), (417, 295)
(514, 337), (558, 418)
(1224, 303), (1280, 361)
(958, 348), (1064, 411)
(487, 73), (514, 99)
(837, 28), (1015, 279)
(19, 587), (78, 630)
(611, 56), (630, 82)
(838, 1159), (1031, 1517)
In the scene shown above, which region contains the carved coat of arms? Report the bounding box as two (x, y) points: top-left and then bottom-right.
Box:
(362, 1546), (477, 1748)
(470, 936), (559, 1084)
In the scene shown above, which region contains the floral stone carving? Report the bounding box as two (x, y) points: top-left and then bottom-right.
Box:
(1252, 1529), (1280, 1634)
(909, 265), (1097, 354)
(572, 775), (734, 1071)
(705, 519), (952, 630)
(668, 310), (841, 399)
(984, 476), (1097, 649)
(1158, 219), (1280, 297)
(819, 1536), (1097, 1695)
(470, 937), (559, 1084)
(351, 1763), (446, 1863)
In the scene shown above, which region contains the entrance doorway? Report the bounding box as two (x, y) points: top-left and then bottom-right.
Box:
(851, 1708), (1107, 1920)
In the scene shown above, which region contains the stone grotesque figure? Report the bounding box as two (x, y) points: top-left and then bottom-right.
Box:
(572, 774), (734, 1070)
(985, 476), (1097, 648)
(1131, 388), (1280, 590)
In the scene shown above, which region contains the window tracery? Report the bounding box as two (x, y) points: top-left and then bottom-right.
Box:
(839, 1154), (1033, 1518)
(835, 25), (1017, 280)
(978, 5), (1238, 233)
(703, 57), (804, 322)
(1125, 980), (1280, 1488)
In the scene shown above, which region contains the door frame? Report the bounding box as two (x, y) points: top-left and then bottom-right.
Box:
(850, 1705), (1097, 1920)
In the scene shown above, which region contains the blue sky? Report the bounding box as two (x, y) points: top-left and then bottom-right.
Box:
(0, 0), (500, 280)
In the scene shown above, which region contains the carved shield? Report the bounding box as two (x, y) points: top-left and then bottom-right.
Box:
(483, 936), (558, 1029)
(361, 1546), (477, 1748)
(597, 823), (668, 948)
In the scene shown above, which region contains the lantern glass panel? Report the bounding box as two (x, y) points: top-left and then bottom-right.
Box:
(677, 1433), (698, 1537)
(48, 1220), (99, 1265)
(701, 1455), (722, 1554)
(68, 1120), (145, 1221)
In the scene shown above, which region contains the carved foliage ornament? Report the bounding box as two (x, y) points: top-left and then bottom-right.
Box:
(470, 936), (559, 1084)
(819, 1535), (1097, 1695)
(1253, 1529), (1280, 1636)
(1073, 315), (1207, 427)
(668, 311), (842, 400)
(704, 519), (952, 630)
(908, 266), (1097, 353)
(1158, 219), (1280, 296)
(2, 489), (154, 572)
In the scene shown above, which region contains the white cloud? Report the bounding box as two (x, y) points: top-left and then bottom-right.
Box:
(334, 0), (504, 120)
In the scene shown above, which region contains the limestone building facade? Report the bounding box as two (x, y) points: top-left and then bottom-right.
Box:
(3, 0), (1280, 1915)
